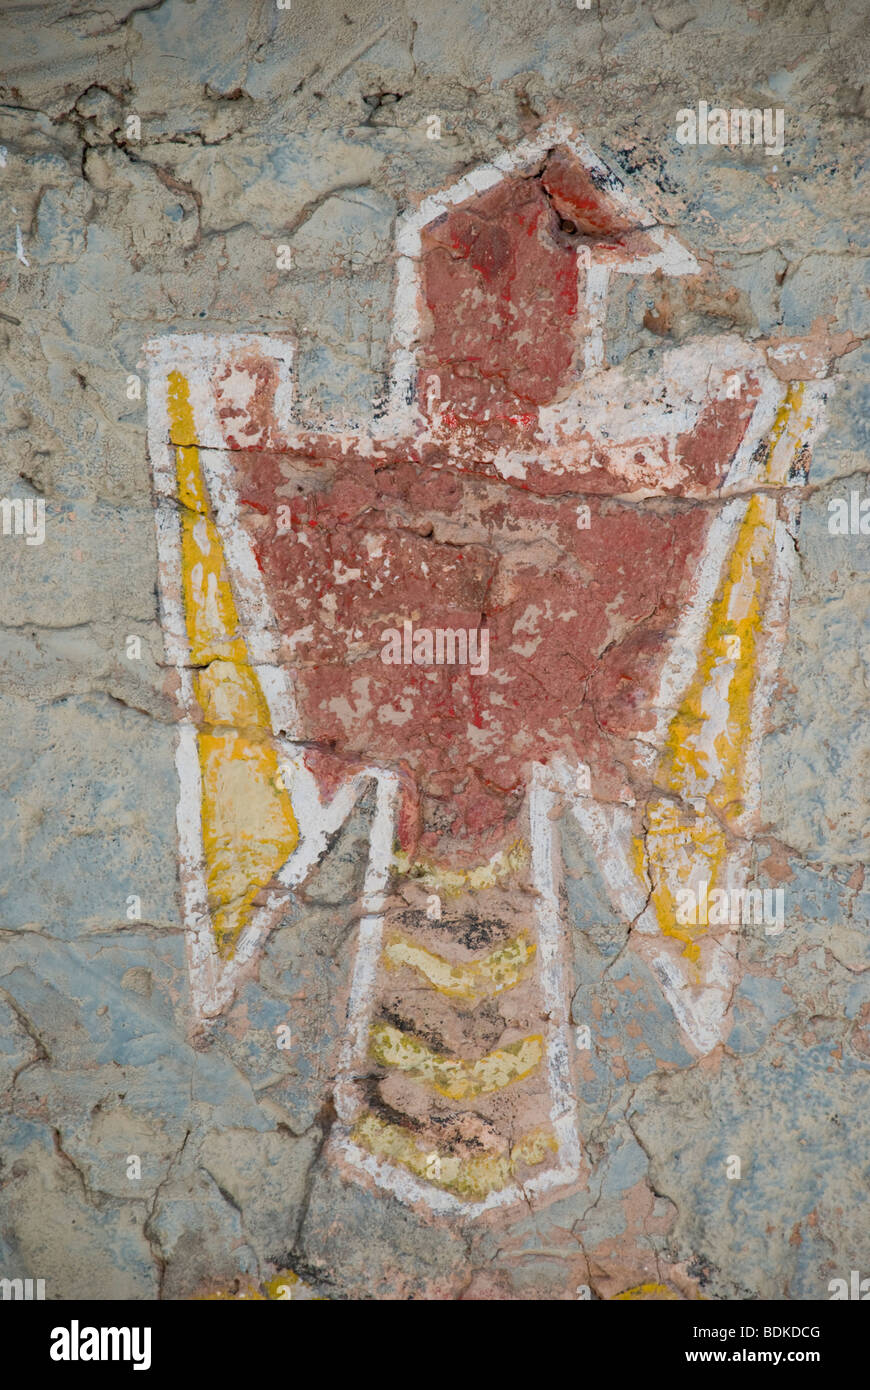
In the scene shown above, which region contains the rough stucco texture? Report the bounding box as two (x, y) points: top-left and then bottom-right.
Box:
(1, 0), (868, 1302)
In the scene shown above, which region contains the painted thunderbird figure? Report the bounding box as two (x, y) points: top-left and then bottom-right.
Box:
(146, 121), (829, 1216)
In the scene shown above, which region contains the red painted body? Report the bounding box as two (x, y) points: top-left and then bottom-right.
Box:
(208, 167), (762, 862)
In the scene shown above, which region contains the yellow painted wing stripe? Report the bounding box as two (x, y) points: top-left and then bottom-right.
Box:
(634, 385), (808, 962)
(167, 371), (298, 958)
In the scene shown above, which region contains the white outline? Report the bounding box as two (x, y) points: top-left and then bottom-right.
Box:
(145, 127), (829, 1210)
(386, 117), (698, 430)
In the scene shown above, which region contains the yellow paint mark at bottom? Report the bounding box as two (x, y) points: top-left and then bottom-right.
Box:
(612, 1282), (682, 1301)
(353, 1112), (557, 1201)
(197, 1269), (324, 1300)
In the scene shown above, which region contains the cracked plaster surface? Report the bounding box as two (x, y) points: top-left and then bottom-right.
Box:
(0, 0), (868, 1301)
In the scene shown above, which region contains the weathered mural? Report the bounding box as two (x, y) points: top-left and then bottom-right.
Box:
(146, 122), (829, 1218)
(2, 0), (867, 1316)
